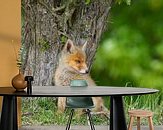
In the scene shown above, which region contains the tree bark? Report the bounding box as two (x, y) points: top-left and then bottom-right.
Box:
(22, 0), (112, 86)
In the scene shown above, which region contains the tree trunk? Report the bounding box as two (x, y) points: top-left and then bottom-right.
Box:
(22, 0), (112, 86)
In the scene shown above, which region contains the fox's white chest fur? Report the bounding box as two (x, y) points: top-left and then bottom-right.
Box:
(55, 67), (95, 86)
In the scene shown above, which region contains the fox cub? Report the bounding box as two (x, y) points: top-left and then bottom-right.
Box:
(54, 39), (107, 113)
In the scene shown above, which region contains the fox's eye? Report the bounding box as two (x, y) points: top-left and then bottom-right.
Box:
(75, 60), (81, 64)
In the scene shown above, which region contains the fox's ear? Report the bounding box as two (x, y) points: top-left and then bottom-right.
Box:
(82, 41), (87, 52)
(64, 39), (75, 53)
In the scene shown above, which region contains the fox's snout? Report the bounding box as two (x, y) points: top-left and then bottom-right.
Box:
(79, 66), (89, 74)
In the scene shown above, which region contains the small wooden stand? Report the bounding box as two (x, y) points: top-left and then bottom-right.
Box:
(128, 109), (154, 130)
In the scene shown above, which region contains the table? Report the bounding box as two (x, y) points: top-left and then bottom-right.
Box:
(0, 86), (159, 130)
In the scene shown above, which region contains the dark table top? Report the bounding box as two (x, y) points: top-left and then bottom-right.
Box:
(0, 86), (159, 97)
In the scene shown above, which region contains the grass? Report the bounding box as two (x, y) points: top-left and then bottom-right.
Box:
(124, 92), (163, 125)
(21, 97), (108, 125)
(21, 91), (163, 125)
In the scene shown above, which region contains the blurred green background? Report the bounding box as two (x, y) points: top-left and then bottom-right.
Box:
(92, 0), (163, 94)
(91, 0), (163, 124)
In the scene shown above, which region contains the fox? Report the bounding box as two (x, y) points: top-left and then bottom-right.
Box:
(54, 39), (108, 113)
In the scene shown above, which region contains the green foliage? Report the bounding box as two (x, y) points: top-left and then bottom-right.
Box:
(91, 0), (163, 124)
(22, 96), (162, 125)
(38, 38), (50, 52)
(115, 0), (131, 5)
(21, 97), (108, 125)
(124, 92), (163, 125)
(85, 0), (91, 5)
(17, 44), (26, 69)
(11, 40), (26, 70)
(92, 0), (163, 89)
(61, 35), (67, 44)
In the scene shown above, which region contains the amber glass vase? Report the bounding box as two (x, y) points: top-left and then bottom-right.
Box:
(11, 70), (27, 91)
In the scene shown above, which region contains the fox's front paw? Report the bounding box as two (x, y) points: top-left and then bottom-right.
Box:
(57, 97), (66, 113)
(57, 109), (64, 114)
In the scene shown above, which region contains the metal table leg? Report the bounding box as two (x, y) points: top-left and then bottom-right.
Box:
(110, 96), (127, 130)
(0, 96), (18, 130)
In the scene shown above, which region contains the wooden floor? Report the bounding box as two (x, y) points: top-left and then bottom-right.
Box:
(20, 125), (163, 130)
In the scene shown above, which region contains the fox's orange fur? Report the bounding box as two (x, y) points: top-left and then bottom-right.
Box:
(54, 39), (108, 113)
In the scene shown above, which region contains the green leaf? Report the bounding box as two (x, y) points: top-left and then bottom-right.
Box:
(85, 0), (91, 5)
(115, 0), (131, 5)
(61, 36), (67, 44)
(38, 38), (50, 52)
(125, 0), (131, 5)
